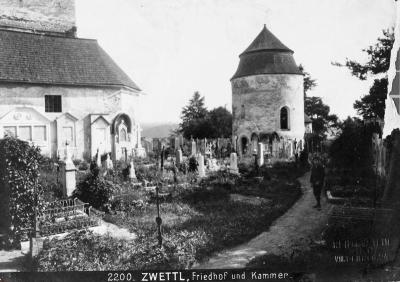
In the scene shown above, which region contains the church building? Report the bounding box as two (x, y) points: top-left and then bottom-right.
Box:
(231, 25), (306, 157)
(0, 0), (145, 161)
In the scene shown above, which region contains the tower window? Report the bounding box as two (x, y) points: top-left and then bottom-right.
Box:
(241, 136), (249, 155)
(45, 95), (62, 112)
(280, 107), (289, 130)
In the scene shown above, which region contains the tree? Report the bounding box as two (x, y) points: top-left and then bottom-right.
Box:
(300, 65), (338, 137)
(179, 93), (232, 139)
(333, 28), (394, 119)
(305, 96), (339, 137)
(179, 91), (209, 139)
(329, 117), (377, 182)
(353, 78), (387, 119)
(180, 91), (208, 124)
(207, 107), (232, 138)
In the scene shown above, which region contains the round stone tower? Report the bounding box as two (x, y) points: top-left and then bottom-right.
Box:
(231, 25), (304, 157)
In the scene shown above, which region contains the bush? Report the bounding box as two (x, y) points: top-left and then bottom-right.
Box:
(38, 170), (63, 202)
(78, 161), (89, 171)
(188, 156), (198, 172)
(72, 159), (82, 167)
(38, 156), (54, 172)
(111, 197), (146, 214)
(135, 165), (160, 183)
(73, 163), (119, 210)
(329, 118), (376, 176)
(101, 153), (111, 163)
(238, 162), (252, 175)
(0, 137), (46, 246)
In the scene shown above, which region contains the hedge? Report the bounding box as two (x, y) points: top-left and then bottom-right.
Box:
(0, 137), (45, 247)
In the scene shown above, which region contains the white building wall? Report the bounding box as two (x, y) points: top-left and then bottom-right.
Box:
(0, 84), (141, 160)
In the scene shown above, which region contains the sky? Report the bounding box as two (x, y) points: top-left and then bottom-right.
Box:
(75, 0), (395, 124)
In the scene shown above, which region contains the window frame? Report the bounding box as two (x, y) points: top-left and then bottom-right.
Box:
(280, 106), (290, 130)
(45, 95), (62, 113)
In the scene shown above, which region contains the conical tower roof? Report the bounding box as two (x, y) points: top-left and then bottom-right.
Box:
(232, 25), (302, 80)
(241, 24), (293, 54)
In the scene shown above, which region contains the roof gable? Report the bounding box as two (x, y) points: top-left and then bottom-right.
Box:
(0, 107), (50, 124)
(0, 30), (141, 91)
(57, 112), (79, 122)
(91, 115), (110, 126)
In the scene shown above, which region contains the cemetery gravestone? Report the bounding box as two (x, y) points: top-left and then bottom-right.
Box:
(191, 139), (196, 156)
(176, 149), (183, 165)
(197, 154), (206, 177)
(61, 145), (76, 197)
(129, 161), (137, 181)
(257, 142), (264, 167)
(230, 152), (239, 174)
(96, 149), (101, 167)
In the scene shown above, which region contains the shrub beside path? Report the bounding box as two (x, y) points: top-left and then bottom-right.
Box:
(193, 171), (333, 269)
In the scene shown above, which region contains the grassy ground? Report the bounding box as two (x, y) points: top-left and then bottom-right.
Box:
(35, 162), (305, 271)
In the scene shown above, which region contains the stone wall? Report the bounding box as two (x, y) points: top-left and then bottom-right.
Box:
(0, 0), (75, 34)
(0, 83), (140, 160)
(231, 74), (304, 156)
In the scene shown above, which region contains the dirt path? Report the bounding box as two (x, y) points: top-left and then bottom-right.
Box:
(193, 171), (332, 269)
(0, 250), (28, 272)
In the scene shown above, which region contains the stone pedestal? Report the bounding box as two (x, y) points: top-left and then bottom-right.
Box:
(61, 146), (76, 197)
(30, 237), (44, 258)
(230, 152), (238, 174)
(257, 142), (264, 167)
(197, 154), (205, 177)
(176, 149), (183, 165)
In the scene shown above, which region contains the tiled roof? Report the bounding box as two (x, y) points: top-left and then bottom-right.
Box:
(232, 25), (302, 80)
(241, 24), (292, 55)
(0, 29), (140, 91)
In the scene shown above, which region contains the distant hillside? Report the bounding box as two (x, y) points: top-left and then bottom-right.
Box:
(141, 123), (179, 138)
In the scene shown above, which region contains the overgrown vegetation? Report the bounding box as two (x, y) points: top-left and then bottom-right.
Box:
(326, 118), (383, 205)
(35, 161), (305, 270)
(0, 137), (45, 247)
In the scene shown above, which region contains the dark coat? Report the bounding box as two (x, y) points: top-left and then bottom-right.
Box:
(310, 164), (325, 186)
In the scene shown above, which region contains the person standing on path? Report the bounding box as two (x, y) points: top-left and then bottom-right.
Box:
(310, 156), (325, 209)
